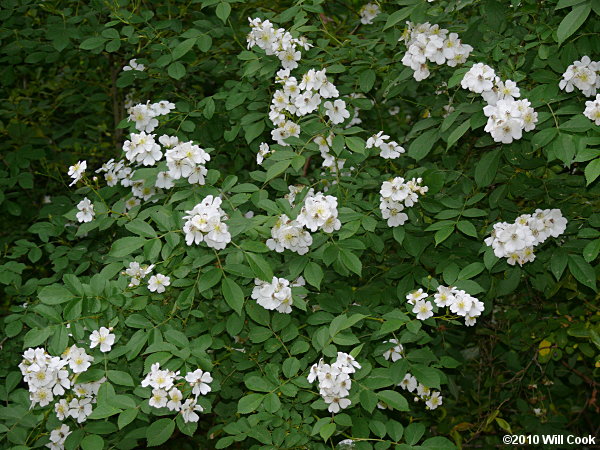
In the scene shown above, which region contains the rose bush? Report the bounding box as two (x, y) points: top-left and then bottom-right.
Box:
(1, 0), (599, 449)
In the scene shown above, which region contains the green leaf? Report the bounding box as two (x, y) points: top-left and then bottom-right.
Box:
(457, 220), (478, 238)
(474, 149), (502, 187)
(107, 370), (134, 386)
(266, 159), (291, 181)
(39, 285), (76, 305)
(245, 375), (276, 392)
(339, 249), (362, 275)
(359, 69), (376, 93)
(568, 254), (597, 290)
(557, 3), (591, 45)
(304, 262), (324, 289)
(458, 262), (484, 280)
(446, 119), (471, 149)
(421, 436), (456, 449)
(404, 422), (425, 446)
(216, 2), (231, 23)
(80, 434), (104, 450)
(411, 364), (440, 388)
(550, 249), (568, 280)
(222, 278), (245, 315)
(80, 37), (106, 50)
(245, 253), (273, 281)
(408, 129), (438, 161)
(168, 61), (186, 80)
(118, 409), (138, 429)
(434, 225), (455, 246)
(147, 418), (175, 447)
(376, 390), (409, 411)
(383, 8), (413, 30)
(172, 38), (196, 60)
(125, 219), (156, 238)
(282, 357), (301, 378)
(109, 236), (146, 257)
(197, 34), (212, 52)
(319, 422), (336, 441)
(238, 393), (264, 414)
(345, 136), (365, 154)
(584, 158), (600, 185)
(583, 239), (600, 263)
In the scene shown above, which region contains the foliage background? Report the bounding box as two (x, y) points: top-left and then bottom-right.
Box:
(1, 0), (599, 448)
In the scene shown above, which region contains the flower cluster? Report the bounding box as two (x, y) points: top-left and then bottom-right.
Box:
(461, 63), (537, 143)
(406, 286), (485, 326)
(123, 131), (163, 166)
(366, 131), (405, 159)
(251, 276), (304, 314)
(559, 56), (599, 97)
(484, 209), (567, 266)
(20, 348), (72, 408)
(379, 177), (428, 227)
(296, 192), (341, 233)
(141, 363), (213, 423)
(400, 22), (472, 81)
(182, 195), (231, 250)
(268, 67), (341, 146)
(76, 198), (95, 223)
(583, 94), (600, 125)
(19, 345), (106, 427)
(127, 100), (175, 133)
(95, 159), (133, 187)
(165, 140), (211, 184)
(398, 373), (443, 410)
(307, 353), (361, 413)
(266, 214), (313, 255)
(246, 17), (311, 70)
(359, 3), (380, 25)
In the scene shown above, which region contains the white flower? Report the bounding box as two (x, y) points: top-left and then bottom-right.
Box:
(166, 388), (183, 411)
(47, 425), (71, 449)
(180, 398), (203, 423)
(257, 142), (271, 165)
(76, 198), (95, 223)
(149, 388), (168, 408)
(148, 274), (171, 293)
(185, 369), (213, 396)
(151, 100), (176, 116)
(89, 327), (115, 353)
(399, 373), (418, 392)
(406, 288), (428, 306)
(413, 299), (434, 321)
(425, 391), (443, 410)
(359, 3), (380, 25)
(324, 99), (350, 124)
(68, 397), (93, 423)
(382, 339), (404, 362)
(55, 399), (69, 420)
(123, 58), (145, 72)
(64, 345), (93, 373)
(68, 160), (87, 186)
(584, 94), (600, 125)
